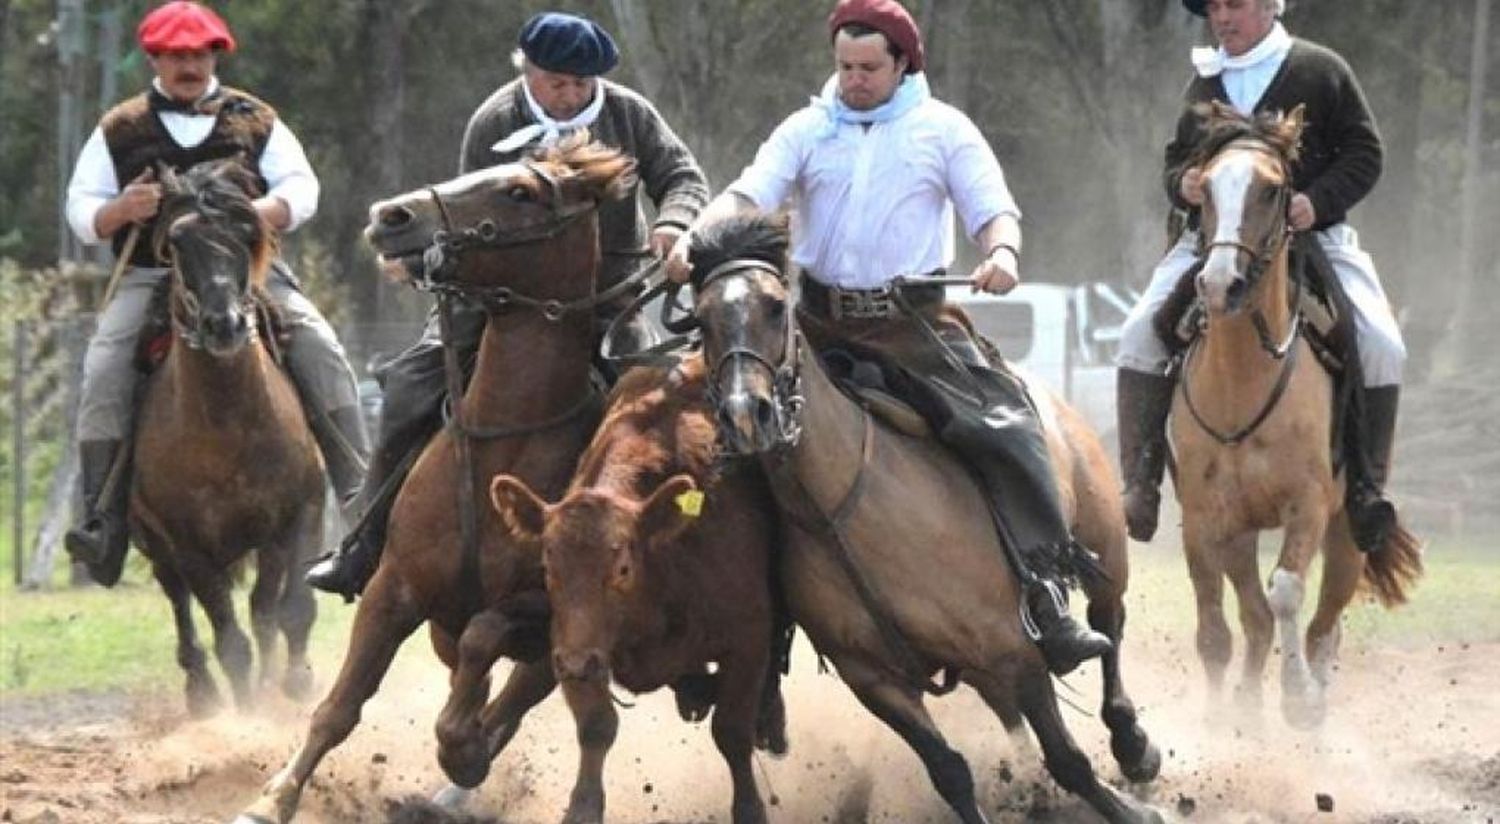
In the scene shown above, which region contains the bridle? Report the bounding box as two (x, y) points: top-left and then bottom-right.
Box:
(153, 203), (260, 352)
(695, 258), (805, 452)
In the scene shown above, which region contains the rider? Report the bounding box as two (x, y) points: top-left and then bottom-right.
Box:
(1115, 0), (1404, 550)
(666, 0), (1111, 675)
(307, 10), (710, 598)
(63, 0), (371, 587)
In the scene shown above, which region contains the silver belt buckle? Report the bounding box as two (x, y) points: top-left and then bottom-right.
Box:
(834, 286), (894, 319)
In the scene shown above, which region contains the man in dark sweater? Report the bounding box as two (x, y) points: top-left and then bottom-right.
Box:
(308, 11), (710, 598)
(1115, 0), (1406, 550)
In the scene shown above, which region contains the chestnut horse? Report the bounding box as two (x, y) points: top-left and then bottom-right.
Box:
(690, 214), (1162, 824)
(1170, 105), (1421, 728)
(131, 162), (324, 715)
(490, 353), (782, 824)
(235, 140), (637, 824)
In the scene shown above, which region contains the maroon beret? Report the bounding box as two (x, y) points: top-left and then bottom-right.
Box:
(138, 2), (236, 54)
(828, 0), (925, 74)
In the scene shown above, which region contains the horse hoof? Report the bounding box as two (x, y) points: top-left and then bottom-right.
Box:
(281, 663), (314, 702)
(432, 783), (473, 810)
(437, 738), (490, 789)
(1281, 692), (1326, 730)
(185, 681), (222, 719)
(1118, 739), (1162, 784)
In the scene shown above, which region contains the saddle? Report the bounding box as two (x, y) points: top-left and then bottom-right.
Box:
(134, 275), (293, 373)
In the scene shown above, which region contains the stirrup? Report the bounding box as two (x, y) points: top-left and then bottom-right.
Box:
(1018, 578), (1069, 642)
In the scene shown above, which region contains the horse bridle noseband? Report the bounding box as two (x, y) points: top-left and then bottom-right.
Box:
(696, 258), (806, 451)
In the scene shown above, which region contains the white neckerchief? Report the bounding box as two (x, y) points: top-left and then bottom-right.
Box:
(491, 79), (607, 154)
(1191, 21), (1292, 78)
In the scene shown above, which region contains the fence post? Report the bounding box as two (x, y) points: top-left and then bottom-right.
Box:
(11, 319), (27, 586)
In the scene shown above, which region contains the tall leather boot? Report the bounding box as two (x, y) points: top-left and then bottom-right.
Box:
(1022, 574), (1113, 676)
(1347, 385), (1399, 553)
(308, 405), (371, 509)
(64, 439), (131, 587)
(1117, 368), (1176, 542)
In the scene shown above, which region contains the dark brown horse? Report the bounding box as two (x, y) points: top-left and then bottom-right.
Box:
(235, 139), (638, 824)
(690, 214), (1162, 824)
(1170, 105), (1421, 727)
(490, 353), (781, 824)
(131, 162), (325, 715)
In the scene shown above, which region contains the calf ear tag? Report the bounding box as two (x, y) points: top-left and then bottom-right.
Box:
(675, 489), (705, 518)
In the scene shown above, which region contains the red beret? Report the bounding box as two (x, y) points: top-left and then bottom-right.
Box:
(138, 2), (236, 54)
(828, 0), (925, 74)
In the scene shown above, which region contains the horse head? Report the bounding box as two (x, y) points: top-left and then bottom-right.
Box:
(1189, 102), (1305, 315)
(688, 213), (800, 455)
(488, 473), (698, 685)
(154, 160), (271, 356)
(364, 134), (637, 298)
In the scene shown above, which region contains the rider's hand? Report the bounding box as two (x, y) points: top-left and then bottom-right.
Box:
(114, 169), (162, 225)
(970, 247), (1019, 295)
(664, 230), (694, 284)
(1287, 192), (1316, 232)
(1179, 167), (1205, 207)
(649, 225), (683, 260)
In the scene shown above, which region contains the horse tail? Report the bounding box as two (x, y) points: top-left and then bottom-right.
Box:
(1361, 519), (1423, 608)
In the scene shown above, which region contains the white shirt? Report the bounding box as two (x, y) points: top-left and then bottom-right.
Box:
(66, 77), (320, 244)
(728, 96), (1020, 290)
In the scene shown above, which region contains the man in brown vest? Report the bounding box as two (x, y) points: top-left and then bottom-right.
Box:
(63, 1), (370, 586)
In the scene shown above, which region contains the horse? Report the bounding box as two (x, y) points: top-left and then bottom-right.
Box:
(130, 161), (325, 715)
(235, 138), (638, 824)
(689, 213), (1162, 824)
(1168, 104), (1422, 728)
(490, 353), (783, 824)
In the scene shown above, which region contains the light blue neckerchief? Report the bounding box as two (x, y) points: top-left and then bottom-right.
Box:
(812, 71), (931, 139)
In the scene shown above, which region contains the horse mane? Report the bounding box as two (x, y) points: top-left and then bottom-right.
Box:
(531, 132), (638, 202)
(155, 161), (274, 288)
(688, 212), (791, 287)
(1187, 101), (1304, 170)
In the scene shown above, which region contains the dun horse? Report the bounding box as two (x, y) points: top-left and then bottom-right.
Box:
(236, 139), (637, 824)
(490, 354), (783, 824)
(131, 162), (325, 715)
(690, 214), (1162, 824)
(1169, 105), (1421, 728)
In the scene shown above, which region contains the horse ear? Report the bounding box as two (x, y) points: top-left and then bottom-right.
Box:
(638, 474), (700, 549)
(490, 474), (550, 546)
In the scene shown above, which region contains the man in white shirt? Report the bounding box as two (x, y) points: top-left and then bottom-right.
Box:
(63, 1), (369, 586)
(666, 0), (1111, 675)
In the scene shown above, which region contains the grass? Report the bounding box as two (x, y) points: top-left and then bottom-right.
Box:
(0, 532), (1495, 700)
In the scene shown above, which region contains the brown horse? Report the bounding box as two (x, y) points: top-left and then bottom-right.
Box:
(490, 353), (781, 824)
(130, 162), (325, 715)
(235, 139), (638, 824)
(690, 214), (1162, 824)
(1169, 105), (1421, 728)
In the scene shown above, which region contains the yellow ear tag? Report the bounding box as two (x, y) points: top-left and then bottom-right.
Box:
(675, 489), (705, 518)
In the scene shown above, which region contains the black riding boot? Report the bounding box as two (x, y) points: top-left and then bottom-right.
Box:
(1117, 368), (1175, 542)
(307, 405), (372, 509)
(1347, 385), (1400, 553)
(1022, 574), (1113, 676)
(64, 439), (131, 587)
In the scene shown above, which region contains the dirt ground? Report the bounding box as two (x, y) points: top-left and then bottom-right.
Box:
(2, 616), (1497, 824)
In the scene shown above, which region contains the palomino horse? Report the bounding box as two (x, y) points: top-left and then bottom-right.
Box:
(1170, 105), (1421, 727)
(690, 214), (1162, 824)
(235, 139), (638, 824)
(131, 162), (325, 716)
(490, 354), (782, 824)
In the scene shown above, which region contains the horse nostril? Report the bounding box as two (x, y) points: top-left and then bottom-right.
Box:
(754, 396), (777, 431)
(380, 205), (414, 228)
(1226, 279), (1248, 307)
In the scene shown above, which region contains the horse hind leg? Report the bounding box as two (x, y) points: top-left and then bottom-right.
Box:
(249, 545), (289, 696)
(1086, 596), (1161, 783)
(1305, 516), (1361, 691)
(1016, 666), (1164, 824)
(837, 657), (989, 824)
(153, 559), (222, 717)
(275, 505), (322, 701)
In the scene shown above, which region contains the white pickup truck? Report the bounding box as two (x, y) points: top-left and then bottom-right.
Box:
(947, 282), (1137, 448)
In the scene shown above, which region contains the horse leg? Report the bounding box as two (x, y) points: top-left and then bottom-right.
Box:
(179, 553), (256, 710)
(275, 509), (320, 702)
(966, 667), (1032, 757)
(1017, 666), (1163, 824)
(558, 678), (617, 824)
(837, 657), (988, 824)
(1268, 503), (1332, 729)
(152, 560), (221, 717)
(1222, 532), (1273, 709)
(435, 610), (511, 789)
(232, 567), (424, 824)
(432, 657), (558, 810)
(712, 647), (770, 824)
(1306, 515), (1361, 690)
(1182, 530), (1232, 697)
(248, 546), (288, 696)
(1086, 593), (1161, 783)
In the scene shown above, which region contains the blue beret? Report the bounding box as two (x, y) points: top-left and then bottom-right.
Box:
(518, 12), (618, 77)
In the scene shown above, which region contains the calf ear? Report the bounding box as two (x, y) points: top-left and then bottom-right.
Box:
(490, 474), (549, 544)
(638, 474), (700, 548)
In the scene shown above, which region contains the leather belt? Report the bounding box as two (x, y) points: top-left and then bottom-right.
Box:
(799, 271), (944, 321)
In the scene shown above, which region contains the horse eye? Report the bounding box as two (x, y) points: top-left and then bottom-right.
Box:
(507, 185), (533, 202)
